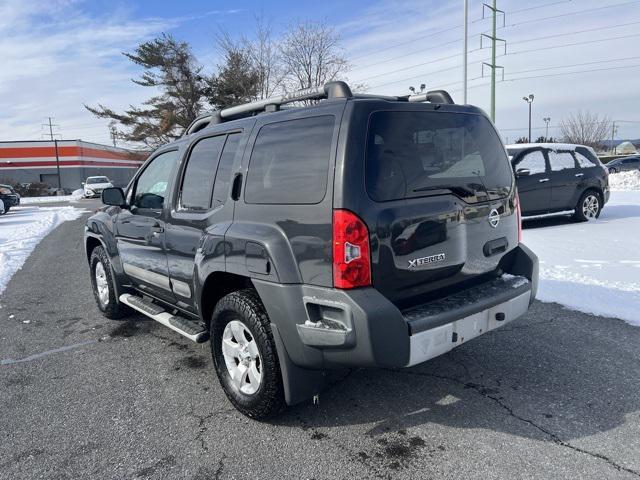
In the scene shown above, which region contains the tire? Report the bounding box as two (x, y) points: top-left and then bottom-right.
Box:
(210, 289), (285, 419)
(4, 205), (10, 213)
(0, 199), (5, 215)
(609, 167), (618, 174)
(89, 246), (130, 319)
(574, 190), (602, 222)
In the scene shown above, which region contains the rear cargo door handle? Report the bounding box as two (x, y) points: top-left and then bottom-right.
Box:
(575, 173), (584, 177)
(538, 178), (550, 183)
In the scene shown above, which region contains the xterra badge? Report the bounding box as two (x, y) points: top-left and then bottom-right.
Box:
(408, 253), (446, 268)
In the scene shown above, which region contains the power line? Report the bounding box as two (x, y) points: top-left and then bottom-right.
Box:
(508, 32), (640, 56)
(504, 55), (640, 77)
(352, 38), (461, 71)
(508, 19), (640, 47)
(503, 0), (640, 28)
(503, 62), (640, 82)
(508, 0), (573, 15)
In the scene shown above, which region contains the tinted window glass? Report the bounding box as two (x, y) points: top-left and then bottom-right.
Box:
(574, 151), (594, 168)
(87, 177), (109, 184)
(516, 150), (546, 174)
(549, 151), (576, 171)
(134, 151), (178, 209)
(181, 136), (225, 210)
(212, 133), (240, 209)
(245, 116), (334, 204)
(366, 111), (512, 203)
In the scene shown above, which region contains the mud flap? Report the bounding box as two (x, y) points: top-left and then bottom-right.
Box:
(271, 323), (327, 405)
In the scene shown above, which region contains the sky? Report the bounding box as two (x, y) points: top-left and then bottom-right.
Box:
(1, 0), (639, 147)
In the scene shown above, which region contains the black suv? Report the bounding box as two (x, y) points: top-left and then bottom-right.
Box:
(85, 82), (538, 418)
(0, 184), (20, 215)
(506, 143), (609, 221)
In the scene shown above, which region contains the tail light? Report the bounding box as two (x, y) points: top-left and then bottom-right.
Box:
(333, 209), (371, 289)
(514, 191), (522, 243)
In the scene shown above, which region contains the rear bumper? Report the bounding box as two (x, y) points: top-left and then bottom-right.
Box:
(254, 243), (538, 371)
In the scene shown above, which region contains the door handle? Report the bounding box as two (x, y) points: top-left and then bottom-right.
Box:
(575, 173), (584, 177)
(538, 178), (550, 183)
(150, 223), (164, 235)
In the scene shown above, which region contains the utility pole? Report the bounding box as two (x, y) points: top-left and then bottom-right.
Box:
(522, 94), (534, 142)
(109, 122), (118, 148)
(543, 117), (551, 140)
(44, 117), (62, 190)
(611, 121), (618, 154)
(481, 2), (505, 122)
(463, 0), (468, 104)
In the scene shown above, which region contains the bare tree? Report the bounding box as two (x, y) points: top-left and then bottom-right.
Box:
(279, 21), (350, 91)
(246, 16), (284, 99)
(560, 111), (612, 148)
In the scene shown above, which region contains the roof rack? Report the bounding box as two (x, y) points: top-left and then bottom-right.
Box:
(184, 81), (454, 135)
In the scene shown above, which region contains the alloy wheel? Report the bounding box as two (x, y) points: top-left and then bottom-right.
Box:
(582, 194), (600, 220)
(94, 261), (109, 307)
(221, 320), (262, 395)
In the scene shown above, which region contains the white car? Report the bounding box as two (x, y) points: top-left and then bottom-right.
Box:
(83, 176), (113, 198)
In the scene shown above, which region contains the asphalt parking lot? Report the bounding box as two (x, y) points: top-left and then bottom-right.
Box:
(1, 203), (639, 479)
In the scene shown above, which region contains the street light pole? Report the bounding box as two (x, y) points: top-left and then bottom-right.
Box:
(522, 94), (534, 142)
(463, 0), (468, 104)
(543, 117), (551, 140)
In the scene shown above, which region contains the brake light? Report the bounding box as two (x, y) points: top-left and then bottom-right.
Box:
(515, 191), (522, 243)
(333, 209), (371, 289)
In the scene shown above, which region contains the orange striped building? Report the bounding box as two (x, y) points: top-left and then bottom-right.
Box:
(0, 140), (148, 189)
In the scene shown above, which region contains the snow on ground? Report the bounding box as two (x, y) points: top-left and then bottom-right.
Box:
(523, 179), (640, 326)
(0, 205), (85, 295)
(608, 170), (640, 191)
(20, 189), (85, 205)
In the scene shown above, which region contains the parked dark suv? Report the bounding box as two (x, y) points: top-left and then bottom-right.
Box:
(85, 82), (538, 418)
(0, 184), (20, 215)
(506, 143), (609, 221)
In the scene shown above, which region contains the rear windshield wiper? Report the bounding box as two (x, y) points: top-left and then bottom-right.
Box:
(412, 185), (456, 193)
(412, 185), (478, 197)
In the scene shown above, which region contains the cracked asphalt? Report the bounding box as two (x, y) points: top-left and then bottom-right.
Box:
(1, 202), (640, 479)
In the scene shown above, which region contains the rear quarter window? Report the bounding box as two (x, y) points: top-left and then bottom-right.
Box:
(245, 115), (334, 204)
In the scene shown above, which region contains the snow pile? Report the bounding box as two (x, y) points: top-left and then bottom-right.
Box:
(523, 191), (640, 326)
(20, 189), (85, 205)
(0, 206), (85, 295)
(608, 170), (640, 191)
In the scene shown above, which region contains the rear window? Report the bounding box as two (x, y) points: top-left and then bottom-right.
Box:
(366, 111), (512, 203)
(245, 116), (334, 204)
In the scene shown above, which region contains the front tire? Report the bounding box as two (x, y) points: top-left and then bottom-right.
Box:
(211, 289), (285, 419)
(89, 246), (129, 319)
(574, 190), (602, 222)
(0, 199), (5, 215)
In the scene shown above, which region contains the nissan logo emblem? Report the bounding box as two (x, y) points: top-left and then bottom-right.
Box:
(488, 209), (500, 228)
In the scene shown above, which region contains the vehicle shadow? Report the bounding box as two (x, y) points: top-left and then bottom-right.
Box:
(275, 301), (640, 446)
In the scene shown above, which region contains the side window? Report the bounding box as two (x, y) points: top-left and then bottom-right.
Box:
(549, 151), (577, 171)
(180, 136), (226, 210)
(245, 116), (334, 204)
(212, 133), (241, 209)
(133, 150), (179, 210)
(574, 151), (594, 168)
(516, 150), (546, 174)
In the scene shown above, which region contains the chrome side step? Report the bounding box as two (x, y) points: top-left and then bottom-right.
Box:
(119, 293), (209, 343)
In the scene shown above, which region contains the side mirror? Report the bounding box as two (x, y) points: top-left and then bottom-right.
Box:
(102, 187), (127, 207)
(516, 168), (531, 177)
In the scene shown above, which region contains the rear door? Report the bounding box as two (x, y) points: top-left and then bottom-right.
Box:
(548, 149), (580, 210)
(355, 108), (517, 306)
(164, 131), (242, 310)
(512, 149), (551, 215)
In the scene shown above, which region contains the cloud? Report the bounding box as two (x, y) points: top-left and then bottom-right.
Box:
(0, 0), (181, 145)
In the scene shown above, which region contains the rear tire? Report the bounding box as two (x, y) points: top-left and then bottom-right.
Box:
(89, 246), (130, 319)
(211, 289), (285, 419)
(4, 205), (10, 213)
(573, 190), (601, 222)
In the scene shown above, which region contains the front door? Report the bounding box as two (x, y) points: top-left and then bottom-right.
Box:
(548, 150), (579, 210)
(116, 150), (179, 302)
(513, 149), (551, 215)
(165, 132), (243, 312)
